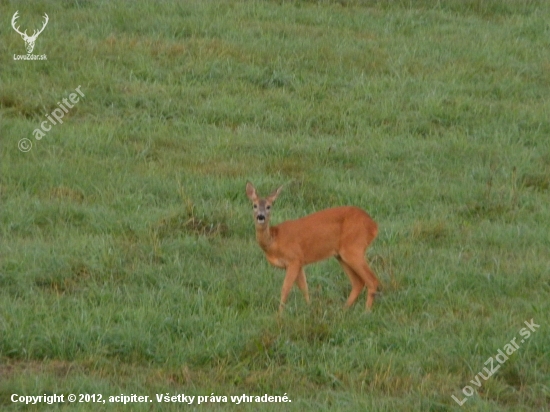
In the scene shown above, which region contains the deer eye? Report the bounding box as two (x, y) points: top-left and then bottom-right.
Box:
(253, 204), (258, 209)
(266, 205), (271, 210)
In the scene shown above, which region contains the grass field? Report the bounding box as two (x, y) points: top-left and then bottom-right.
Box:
(1, 0), (549, 410)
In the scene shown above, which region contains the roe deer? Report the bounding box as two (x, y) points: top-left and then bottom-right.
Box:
(246, 182), (380, 314)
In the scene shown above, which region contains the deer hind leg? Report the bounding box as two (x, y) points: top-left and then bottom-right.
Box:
(361, 261), (379, 309)
(336, 257), (364, 308)
(340, 250), (379, 310)
(295, 268), (310, 305)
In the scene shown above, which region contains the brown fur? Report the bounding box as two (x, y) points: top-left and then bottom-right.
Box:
(246, 182), (379, 314)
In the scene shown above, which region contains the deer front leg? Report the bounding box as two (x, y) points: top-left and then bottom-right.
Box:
(279, 263), (302, 314)
(295, 268), (310, 305)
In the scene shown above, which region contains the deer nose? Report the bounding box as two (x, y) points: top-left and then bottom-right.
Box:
(256, 214), (265, 223)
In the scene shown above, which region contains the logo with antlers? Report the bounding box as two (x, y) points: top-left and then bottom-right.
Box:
(11, 11), (49, 54)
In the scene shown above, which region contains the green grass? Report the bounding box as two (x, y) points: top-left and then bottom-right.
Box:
(1, 0), (549, 410)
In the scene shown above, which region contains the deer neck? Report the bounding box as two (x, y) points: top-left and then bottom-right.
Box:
(255, 224), (275, 252)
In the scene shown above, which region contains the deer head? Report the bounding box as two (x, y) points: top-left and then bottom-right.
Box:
(246, 182), (283, 229)
(11, 11), (49, 54)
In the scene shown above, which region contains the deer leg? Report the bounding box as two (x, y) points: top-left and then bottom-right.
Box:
(279, 263), (302, 314)
(336, 257), (364, 308)
(340, 251), (379, 310)
(295, 268), (310, 304)
(361, 261), (379, 309)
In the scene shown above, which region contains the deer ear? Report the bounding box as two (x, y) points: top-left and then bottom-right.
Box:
(267, 185), (283, 202)
(246, 182), (257, 201)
